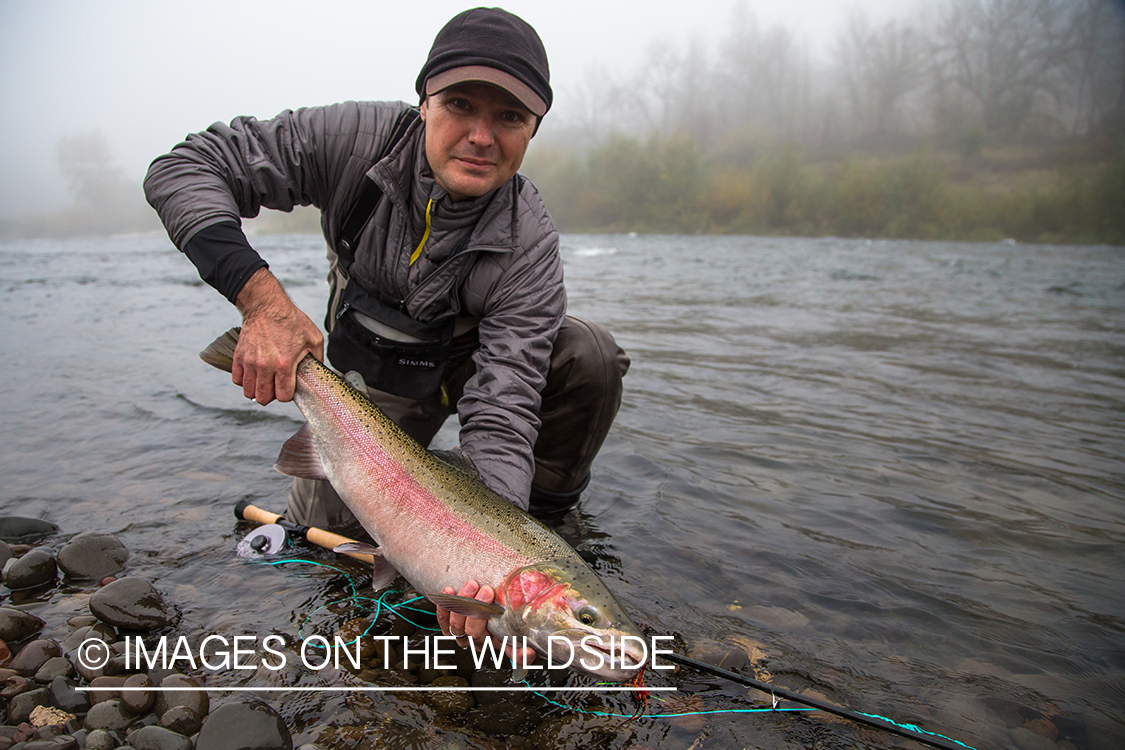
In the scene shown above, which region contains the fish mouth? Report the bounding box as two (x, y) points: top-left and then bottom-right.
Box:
(547, 630), (646, 681)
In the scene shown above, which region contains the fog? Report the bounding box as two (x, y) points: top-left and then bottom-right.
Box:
(0, 0), (906, 220)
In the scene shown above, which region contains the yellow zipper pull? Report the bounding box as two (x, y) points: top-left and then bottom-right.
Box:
(410, 198), (433, 266)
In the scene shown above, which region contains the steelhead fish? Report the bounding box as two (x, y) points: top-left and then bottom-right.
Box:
(201, 328), (645, 681)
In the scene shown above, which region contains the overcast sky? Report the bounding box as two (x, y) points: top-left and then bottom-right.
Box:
(0, 0), (906, 219)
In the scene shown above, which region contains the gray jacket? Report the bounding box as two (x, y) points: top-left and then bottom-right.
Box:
(144, 100), (566, 507)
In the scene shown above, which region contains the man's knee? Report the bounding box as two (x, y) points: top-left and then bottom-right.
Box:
(547, 317), (630, 403)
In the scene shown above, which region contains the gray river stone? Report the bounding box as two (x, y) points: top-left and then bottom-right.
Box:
(83, 729), (116, 750)
(7, 686), (52, 724)
(0, 606), (44, 641)
(157, 706), (201, 737)
(10, 639), (62, 677)
(195, 700), (291, 750)
(48, 676), (90, 714)
(2, 548), (58, 590)
(152, 674), (208, 718)
(0, 517), (59, 544)
(120, 674), (154, 715)
(57, 534), (128, 580)
(84, 699), (135, 731)
(88, 578), (171, 632)
(33, 655), (73, 682)
(127, 726), (192, 750)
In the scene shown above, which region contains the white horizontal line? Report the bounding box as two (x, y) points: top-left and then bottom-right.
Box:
(77, 686), (675, 693)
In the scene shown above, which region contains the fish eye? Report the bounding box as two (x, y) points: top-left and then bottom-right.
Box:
(577, 606), (600, 626)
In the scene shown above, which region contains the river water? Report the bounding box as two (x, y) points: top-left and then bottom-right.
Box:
(1, 233), (1122, 749)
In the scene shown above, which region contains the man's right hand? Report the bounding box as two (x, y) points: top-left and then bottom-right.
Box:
(232, 268), (324, 405)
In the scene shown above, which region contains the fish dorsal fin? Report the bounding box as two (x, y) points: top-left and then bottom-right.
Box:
(430, 448), (479, 477)
(274, 424), (328, 481)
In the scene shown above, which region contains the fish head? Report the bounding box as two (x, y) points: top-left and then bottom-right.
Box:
(501, 561), (646, 682)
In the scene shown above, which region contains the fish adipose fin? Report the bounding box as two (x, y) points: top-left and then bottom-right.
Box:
(428, 593), (505, 619)
(334, 543), (400, 590)
(274, 424), (329, 481)
(199, 328), (241, 372)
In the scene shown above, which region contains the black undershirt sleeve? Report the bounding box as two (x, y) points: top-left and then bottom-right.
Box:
(182, 221), (269, 304)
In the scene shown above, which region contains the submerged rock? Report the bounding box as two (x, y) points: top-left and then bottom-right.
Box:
(0, 517), (59, 544)
(10, 639), (62, 677)
(128, 725), (193, 750)
(57, 533), (129, 580)
(89, 578), (171, 632)
(195, 700), (292, 750)
(2, 548), (58, 590)
(152, 674), (208, 719)
(83, 699), (135, 731)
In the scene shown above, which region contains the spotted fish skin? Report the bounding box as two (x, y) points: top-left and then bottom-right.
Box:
(201, 328), (645, 680)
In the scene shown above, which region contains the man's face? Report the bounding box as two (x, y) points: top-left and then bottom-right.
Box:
(420, 82), (536, 202)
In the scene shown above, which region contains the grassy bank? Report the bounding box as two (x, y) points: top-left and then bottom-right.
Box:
(521, 136), (1125, 245)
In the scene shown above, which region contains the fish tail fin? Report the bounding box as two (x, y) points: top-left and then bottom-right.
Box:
(200, 328), (241, 373)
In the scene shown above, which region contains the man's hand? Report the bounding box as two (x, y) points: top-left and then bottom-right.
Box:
(233, 268), (324, 405)
(435, 580), (536, 668)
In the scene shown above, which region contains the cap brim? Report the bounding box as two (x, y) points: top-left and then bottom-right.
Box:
(425, 65), (547, 117)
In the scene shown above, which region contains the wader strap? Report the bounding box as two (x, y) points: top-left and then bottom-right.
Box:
(336, 106), (420, 273)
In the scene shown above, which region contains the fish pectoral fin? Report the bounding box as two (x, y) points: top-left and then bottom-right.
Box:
(332, 543), (401, 591)
(427, 593), (505, 619)
(273, 423), (329, 481)
(333, 542), (381, 556)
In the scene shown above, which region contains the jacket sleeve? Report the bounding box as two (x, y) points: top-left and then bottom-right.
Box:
(143, 102), (404, 250)
(457, 212), (566, 509)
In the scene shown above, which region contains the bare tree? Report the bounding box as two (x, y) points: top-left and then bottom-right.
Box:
(835, 10), (926, 141)
(932, 0), (1076, 140)
(1060, 0), (1125, 136)
(56, 131), (130, 212)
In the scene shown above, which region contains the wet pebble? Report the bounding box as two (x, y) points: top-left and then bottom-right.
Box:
(151, 674), (207, 719)
(2, 548), (58, 590)
(195, 700), (291, 750)
(157, 705), (200, 737)
(120, 674), (154, 715)
(425, 675), (474, 716)
(0, 606), (45, 642)
(1009, 726), (1061, 750)
(127, 725), (192, 750)
(60, 623), (117, 652)
(0, 518), (58, 544)
(21, 737), (78, 750)
(466, 700), (541, 736)
(7, 687), (52, 724)
(0, 541), (11, 570)
(82, 729), (116, 750)
(529, 713), (614, 750)
(48, 676), (89, 714)
(470, 667), (523, 705)
(89, 578), (171, 632)
(2, 674), (33, 699)
(33, 656), (73, 683)
(56, 534), (129, 581)
(11, 640), (62, 677)
(28, 705), (74, 728)
(83, 699), (135, 732)
(86, 676), (126, 705)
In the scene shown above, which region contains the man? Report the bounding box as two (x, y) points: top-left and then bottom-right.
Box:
(144, 8), (628, 656)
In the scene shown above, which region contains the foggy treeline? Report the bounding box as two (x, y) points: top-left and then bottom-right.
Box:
(0, 131), (160, 239)
(526, 0), (1125, 243)
(4, 0), (1122, 244)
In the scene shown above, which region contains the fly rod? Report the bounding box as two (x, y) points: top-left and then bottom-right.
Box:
(662, 651), (973, 750)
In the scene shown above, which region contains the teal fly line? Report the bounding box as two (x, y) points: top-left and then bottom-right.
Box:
(255, 556), (978, 750)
